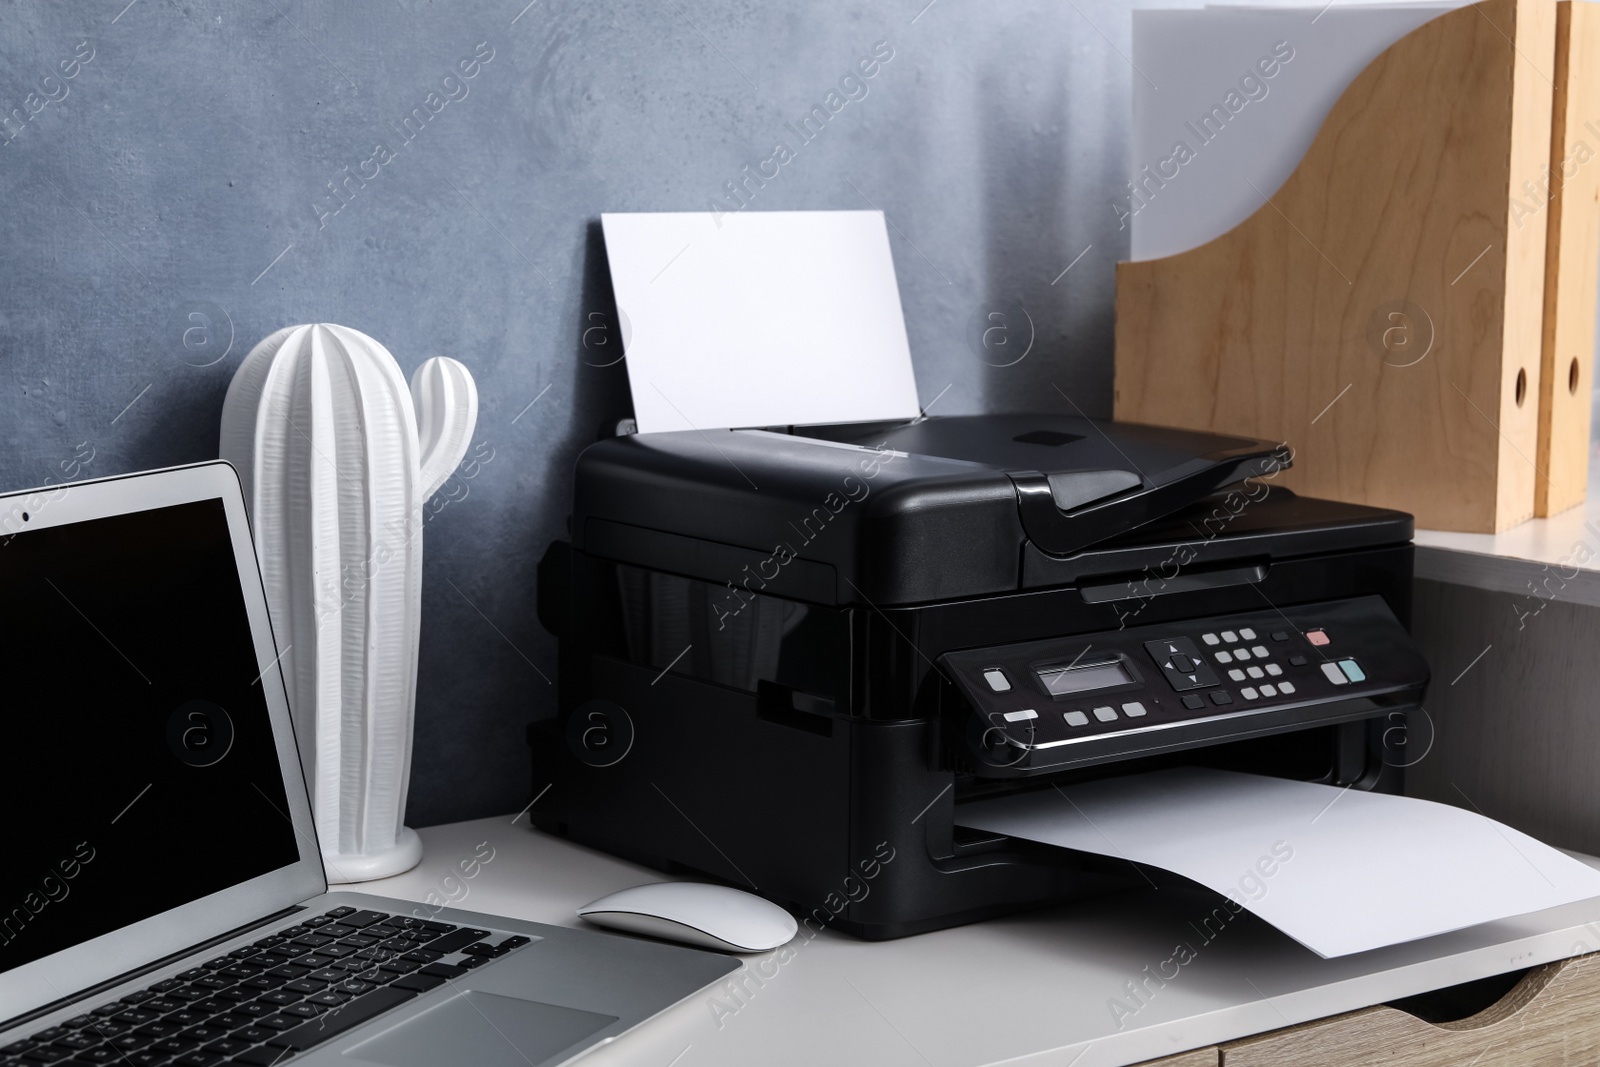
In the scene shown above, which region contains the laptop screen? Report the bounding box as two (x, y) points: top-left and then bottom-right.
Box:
(0, 497), (301, 974)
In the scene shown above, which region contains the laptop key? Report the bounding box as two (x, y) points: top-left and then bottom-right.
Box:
(172, 1054), (223, 1066)
(283, 980), (326, 995)
(264, 965), (309, 980)
(66, 1048), (118, 1064)
(325, 906), (356, 919)
(418, 928), (487, 955)
(390, 974), (445, 994)
(202, 1039), (249, 1056)
(151, 1038), (197, 1053)
(113, 1011), (156, 1025)
(48, 1037), (94, 1052)
(228, 1027), (275, 1045)
(231, 1047), (295, 1066)
(306, 993), (343, 1009)
(176, 1027), (226, 1044)
(280, 1004), (324, 1019)
(336, 911), (391, 929)
(254, 1017), (300, 1032)
(240, 977), (283, 993)
(301, 915), (335, 928)
(257, 992), (299, 1007)
(266, 987), (416, 1052)
(417, 963), (466, 980)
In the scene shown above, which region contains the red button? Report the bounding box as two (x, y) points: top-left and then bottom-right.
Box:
(1306, 630), (1330, 646)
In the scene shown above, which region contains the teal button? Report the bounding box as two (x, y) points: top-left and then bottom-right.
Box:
(1338, 659), (1365, 683)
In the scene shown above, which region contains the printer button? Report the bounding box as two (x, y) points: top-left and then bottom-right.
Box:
(1002, 709), (1037, 722)
(1239, 627), (1256, 641)
(1272, 630), (1290, 642)
(1320, 662), (1348, 685)
(1171, 653), (1195, 673)
(1180, 694), (1206, 710)
(1289, 654), (1308, 666)
(1093, 706), (1118, 722)
(1208, 691), (1232, 706)
(1246, 666), (1264, 680)
(1265, 663), (1283, 677)
(1307, 629), (1331, 646)
(1228, 669), (1246, 682)
(1259, 684), (1277, 697)
(1233, 648), (1251, 661)
(1221, 631), (1238, 643)
(982, 669), (1012, 693)
(1279, 681), (1296, 695)
(1251, 645), (1269, 658)
(1338, 659), (1366, 683)
(1064, 710), (1089, 727)
(1240, 687), (1259, 700)
(1214, 650), (1233, 664)
(1202, 633), (1220, 646)
(1121, 701), (1147, 717)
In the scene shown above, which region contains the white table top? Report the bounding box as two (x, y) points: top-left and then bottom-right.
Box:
(347, 815), (1600, 1067)
(1414, 470), (1600, 604)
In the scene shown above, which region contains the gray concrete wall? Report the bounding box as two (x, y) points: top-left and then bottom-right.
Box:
(0, 0), (1140, 824)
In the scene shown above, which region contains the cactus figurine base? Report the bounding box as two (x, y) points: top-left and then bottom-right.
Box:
(325, 826), (424, 883)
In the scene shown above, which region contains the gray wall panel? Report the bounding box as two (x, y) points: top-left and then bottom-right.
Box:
(1, 0), (1145, 824)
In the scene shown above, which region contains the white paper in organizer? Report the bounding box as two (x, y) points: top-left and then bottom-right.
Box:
(600, 210), (922, 433)
(957, 767), (1600, 958)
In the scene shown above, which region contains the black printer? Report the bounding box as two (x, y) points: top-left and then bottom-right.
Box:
(529, 414), (1430, 939)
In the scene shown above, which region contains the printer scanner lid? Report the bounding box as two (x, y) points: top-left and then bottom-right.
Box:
(570, 413), (1407, 606)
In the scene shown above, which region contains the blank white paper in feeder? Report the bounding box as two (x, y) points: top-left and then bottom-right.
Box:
(957, 767), (1600, 958)
(601, 210), (922, 434)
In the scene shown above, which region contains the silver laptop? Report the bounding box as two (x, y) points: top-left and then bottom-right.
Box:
(0, 462), (739, 1066)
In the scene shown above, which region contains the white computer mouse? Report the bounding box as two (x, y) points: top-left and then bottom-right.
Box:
(577, 882), (798, 953)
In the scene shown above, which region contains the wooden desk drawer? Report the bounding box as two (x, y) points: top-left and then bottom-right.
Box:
(1219, 953), (1600, 1066)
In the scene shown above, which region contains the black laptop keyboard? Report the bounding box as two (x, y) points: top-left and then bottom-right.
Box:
(0, 907), (531, 1067)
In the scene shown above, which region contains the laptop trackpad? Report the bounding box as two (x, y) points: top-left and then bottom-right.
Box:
(345, 990), (618, 1067)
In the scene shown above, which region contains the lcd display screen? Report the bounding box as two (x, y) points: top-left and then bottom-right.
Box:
(1038, 660), (1134, 696)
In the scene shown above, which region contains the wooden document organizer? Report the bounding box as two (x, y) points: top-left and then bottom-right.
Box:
(1114, 0), (1600, 532)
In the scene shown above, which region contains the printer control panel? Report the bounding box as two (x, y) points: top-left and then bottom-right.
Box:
(942, 594), (1429, 776)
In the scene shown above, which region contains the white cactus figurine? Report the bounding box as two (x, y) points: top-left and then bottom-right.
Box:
(219, 324), (478, 881)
